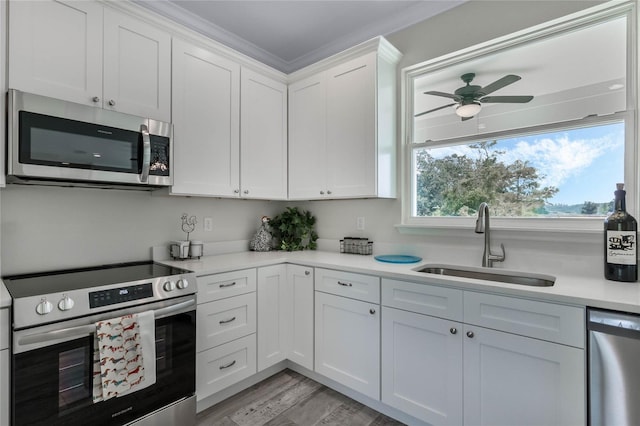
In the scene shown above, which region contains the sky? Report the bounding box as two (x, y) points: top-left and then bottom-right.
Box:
(426, 121), (625, 206)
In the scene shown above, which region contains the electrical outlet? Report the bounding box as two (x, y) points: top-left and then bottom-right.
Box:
(204, 217), (213, 232)
(356, 217), (365, 230)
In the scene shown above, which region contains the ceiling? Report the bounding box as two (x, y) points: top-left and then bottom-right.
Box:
(134, 0), (465, 73)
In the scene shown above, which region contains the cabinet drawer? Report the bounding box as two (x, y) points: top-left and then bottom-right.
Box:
(0, 309), (8, 350)
(382, 279), (463, 321)
(464, 291), (585, 348)
(196, 334), (257, 401)
(197, 269), (257, 303)
(197, 293), (256, 351)
(315, 268), (380, 303)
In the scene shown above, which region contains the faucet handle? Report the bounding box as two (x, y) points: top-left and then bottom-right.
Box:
(489, 243), (506, 263)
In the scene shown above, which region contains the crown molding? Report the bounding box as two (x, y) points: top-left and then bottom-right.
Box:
(133, 0), (465, 74)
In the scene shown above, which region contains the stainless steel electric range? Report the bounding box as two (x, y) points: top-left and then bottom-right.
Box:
(3, 261), (197, 426)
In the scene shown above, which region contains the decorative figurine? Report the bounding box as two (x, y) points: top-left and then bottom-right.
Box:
(249, 216), (273, 252)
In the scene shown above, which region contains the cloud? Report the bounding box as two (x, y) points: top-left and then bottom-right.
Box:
(502, 130), (623, 188)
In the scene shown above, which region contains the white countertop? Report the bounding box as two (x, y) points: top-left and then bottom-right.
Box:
(161, 250), (640, 314)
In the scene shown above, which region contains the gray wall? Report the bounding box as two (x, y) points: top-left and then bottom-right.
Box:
(0, 0), (605, 275)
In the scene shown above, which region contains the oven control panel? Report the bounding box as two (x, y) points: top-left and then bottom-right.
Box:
(8, 271), (197, 329)
(89, 283), (153, 308)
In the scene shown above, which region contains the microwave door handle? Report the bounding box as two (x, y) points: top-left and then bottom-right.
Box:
(140, 124), (151, 183)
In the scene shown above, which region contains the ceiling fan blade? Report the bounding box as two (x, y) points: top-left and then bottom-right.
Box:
(480, 95), (534, 103)
(480, 75), (521, 96)
(414, 103), (457, 117)
(424, 90), (460, 101)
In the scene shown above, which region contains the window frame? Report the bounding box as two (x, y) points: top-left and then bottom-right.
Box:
(399, 1), (637, 234)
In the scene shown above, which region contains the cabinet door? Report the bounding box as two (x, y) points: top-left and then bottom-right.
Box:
(287, 265), (314, 370)
(382, 307), (463, 425)
(171, 39), (240, 197)
(257, 265), (291, 371)
(315, 291), (379, 400)
(288, 73), (327, 199)
(103, 8), (171, 122)
(9, 0), (103, 106)
(240, 68), (288, 199)
(463, 325), (585, 426)
(326, 52), (377, 198)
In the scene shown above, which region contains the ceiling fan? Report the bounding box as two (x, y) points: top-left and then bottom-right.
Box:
(415, 73), (534, 121)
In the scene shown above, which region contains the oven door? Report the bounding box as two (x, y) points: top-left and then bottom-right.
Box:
(11, 296), (195, 426)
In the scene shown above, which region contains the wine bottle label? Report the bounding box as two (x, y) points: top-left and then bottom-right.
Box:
(607, 230), (637, 265)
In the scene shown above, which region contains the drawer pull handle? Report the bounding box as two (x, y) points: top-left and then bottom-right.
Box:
(219, 316), (236, 325)
(338, 281), (352, 287)
(219, 282), (237, 288)
(219, 360), (237, 370)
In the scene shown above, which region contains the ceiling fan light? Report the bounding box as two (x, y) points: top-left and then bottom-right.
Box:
(456, 102), (482, 118)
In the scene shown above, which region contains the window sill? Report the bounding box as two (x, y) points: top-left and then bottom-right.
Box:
(396, 217), (604, 243)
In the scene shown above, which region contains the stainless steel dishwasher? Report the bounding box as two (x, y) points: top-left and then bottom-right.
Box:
(588, 308), (640, 425)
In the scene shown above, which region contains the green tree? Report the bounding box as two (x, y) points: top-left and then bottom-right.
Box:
(581, 201), (598, 215)
(416, 141), (558, 217)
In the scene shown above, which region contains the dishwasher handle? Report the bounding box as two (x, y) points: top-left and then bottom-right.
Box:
(588, 308), (640, 339)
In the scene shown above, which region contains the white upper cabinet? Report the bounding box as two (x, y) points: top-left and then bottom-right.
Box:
(171, 38), (241, 197)
(102, 8), (171, 121)
(240, 68), (288, 200)
(8, 0), (170, 122)
(171, 38), (287, 199)
(288, 37), (401, 200)
(288, 73), (327, 199)
(9, 0), (103, 105)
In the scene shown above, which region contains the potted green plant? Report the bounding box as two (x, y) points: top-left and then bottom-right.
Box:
(269, 207), (318, 251)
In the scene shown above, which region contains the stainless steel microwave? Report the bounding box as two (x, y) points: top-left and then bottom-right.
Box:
(7, 89), (172, 189)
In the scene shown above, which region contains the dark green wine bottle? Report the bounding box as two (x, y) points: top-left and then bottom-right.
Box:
(604, 183), (638, 282)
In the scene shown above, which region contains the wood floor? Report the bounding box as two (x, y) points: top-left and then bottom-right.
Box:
(196, 369), (406, 426)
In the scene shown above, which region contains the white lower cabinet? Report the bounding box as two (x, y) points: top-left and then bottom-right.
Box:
(315, 290), (380, 400)
(463, 324), (584, 426)
(287, 265), (314, 370)
(382, 307), (463, 425)
(257, 264), (290, 371)
(1, 307), (8, 426)
(196, 269), (257, 401)
(381, 278), (585, 426)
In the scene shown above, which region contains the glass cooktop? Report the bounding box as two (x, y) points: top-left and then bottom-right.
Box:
(3, 261), (192, 298)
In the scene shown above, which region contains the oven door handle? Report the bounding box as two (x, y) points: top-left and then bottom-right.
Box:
(18, 299), (196, 346)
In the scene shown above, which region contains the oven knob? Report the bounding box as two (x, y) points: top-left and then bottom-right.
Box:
(35, 299), (54, 315)
(163, 281), (176, 292)
(58, 295), (75, 311)
(176, 279), (189, 290)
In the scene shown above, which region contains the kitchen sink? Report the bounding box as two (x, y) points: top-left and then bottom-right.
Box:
(414, 264), (555, 287)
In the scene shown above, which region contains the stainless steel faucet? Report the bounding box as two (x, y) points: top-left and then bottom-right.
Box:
(475, 202), (506, 267)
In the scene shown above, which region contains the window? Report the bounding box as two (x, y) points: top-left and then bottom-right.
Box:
(402, 2), (635, 231)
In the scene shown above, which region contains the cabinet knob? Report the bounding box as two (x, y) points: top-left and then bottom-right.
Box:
(305, 270), (310, 276)
(233, 189), (240, 194)
(92, 96), (100, 103)
(450, 327), (457, 335)
(466, 331), (475, 338)
(369, 308), (376, 315)
(327, 190), (332, 195)
(243, 190), (249, 194)
(320, 191), (325, 195)
(108, 99), (116, 106)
